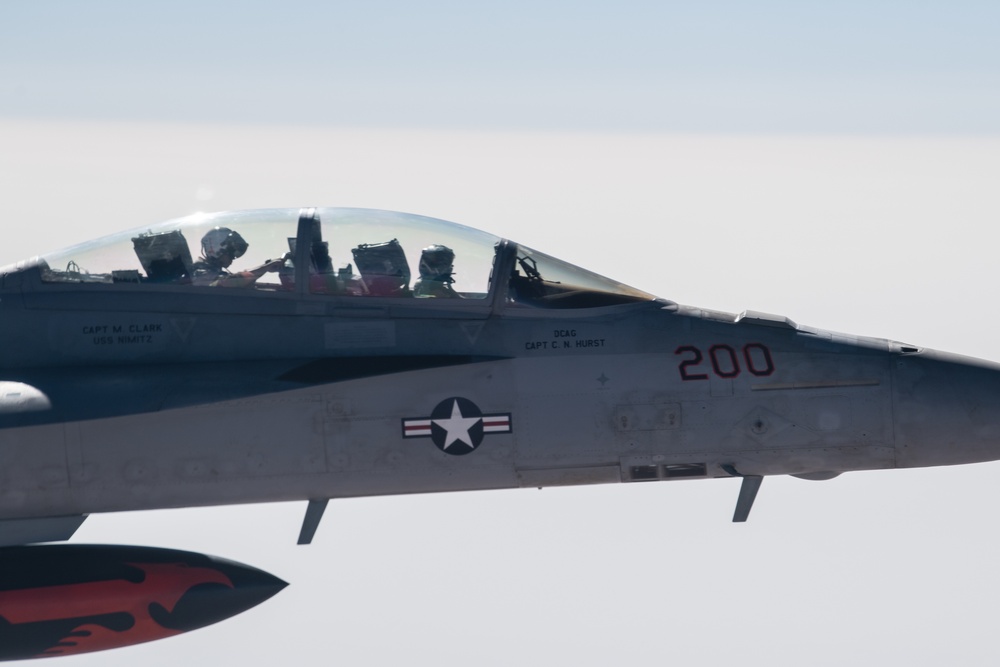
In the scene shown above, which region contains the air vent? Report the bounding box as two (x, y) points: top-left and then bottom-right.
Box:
(736, 310), (798, 330)
(627, 463), (708, 481)
(662, 463), (707, 478)
(629, 465), (659, 481)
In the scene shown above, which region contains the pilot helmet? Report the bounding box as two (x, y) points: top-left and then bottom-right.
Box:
(418, 244), (455, 279)
(201, 227), (249, 262)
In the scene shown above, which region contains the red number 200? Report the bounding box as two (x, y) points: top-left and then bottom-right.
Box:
(675, 343), (774, 381)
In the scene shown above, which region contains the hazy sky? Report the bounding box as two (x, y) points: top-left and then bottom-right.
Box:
(2, 2), (1000, 666)
(3, 1), (1000, 132)
(3, 125), (1000, 666)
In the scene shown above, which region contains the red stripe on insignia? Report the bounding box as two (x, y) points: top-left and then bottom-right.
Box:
(482, 415), (511, 432)
(404, 419), (433, 437)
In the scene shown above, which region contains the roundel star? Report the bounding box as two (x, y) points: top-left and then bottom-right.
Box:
(402, 397), (511, 456)
(432, 399), (483, 452)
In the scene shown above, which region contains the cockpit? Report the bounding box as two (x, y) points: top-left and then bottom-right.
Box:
(23, 208), (655, 308)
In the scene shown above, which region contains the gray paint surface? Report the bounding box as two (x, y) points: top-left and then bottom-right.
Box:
(1, 208), (997, 535)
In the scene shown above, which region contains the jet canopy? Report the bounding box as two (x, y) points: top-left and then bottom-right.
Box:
(26, 208), (655, 308)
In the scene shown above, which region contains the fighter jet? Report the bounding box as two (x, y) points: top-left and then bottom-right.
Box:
(0, 206), (997, 657)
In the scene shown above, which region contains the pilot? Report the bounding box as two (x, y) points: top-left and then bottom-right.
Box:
(192, 227), (283, 287)
(413, 244), (461, 298)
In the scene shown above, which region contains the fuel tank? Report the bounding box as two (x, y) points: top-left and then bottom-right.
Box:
(0, 544), (286, 660)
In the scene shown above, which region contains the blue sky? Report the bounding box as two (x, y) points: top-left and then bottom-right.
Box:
(3, 1), (999, 132)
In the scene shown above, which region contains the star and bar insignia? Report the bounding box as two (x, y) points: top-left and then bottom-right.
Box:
(402, 397), (512, 456)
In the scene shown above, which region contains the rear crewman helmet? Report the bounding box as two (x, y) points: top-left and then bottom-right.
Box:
(418, 244), (455, 281)
(201, 227), (249, 262)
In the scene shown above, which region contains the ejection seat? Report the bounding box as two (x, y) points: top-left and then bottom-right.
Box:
(132, 230), (194, 283)
(351, 239), (411, 297)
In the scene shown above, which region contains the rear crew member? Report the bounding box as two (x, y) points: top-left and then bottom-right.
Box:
(192, 227), (283, 287)
(413, 244), (462, 298)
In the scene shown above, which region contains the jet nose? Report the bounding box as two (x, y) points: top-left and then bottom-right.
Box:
(894, 349), (1000, 469)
